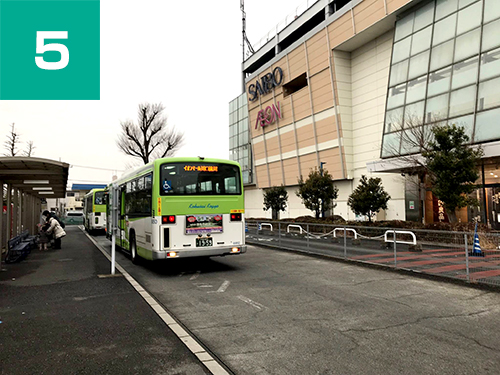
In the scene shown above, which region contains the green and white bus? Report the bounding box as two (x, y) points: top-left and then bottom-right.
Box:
(83, 188), (107, 233)
(107, 157), (246, 263)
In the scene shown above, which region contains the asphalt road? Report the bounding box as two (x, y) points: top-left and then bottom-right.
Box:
(95, 233), (500, 375)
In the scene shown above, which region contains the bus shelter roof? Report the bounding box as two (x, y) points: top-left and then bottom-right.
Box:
(0, 157), (69, 198)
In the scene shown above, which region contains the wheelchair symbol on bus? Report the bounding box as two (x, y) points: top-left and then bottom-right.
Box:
(163, 180), (172, 192)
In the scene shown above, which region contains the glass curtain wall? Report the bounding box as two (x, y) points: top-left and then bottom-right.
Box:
(229, 93), (253, 184)
(382, 0), (500, 158)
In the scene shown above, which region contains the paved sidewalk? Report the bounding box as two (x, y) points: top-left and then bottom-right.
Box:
(0, 226), (211, 375)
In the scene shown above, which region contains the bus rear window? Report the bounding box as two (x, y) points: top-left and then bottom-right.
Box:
(94, 191), (105, 205)
(160, 162), (241, 195)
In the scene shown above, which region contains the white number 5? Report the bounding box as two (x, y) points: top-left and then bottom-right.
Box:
(35, 31), (69, 70)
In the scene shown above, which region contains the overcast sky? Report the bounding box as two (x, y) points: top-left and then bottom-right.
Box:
(0, 0), (304, 187)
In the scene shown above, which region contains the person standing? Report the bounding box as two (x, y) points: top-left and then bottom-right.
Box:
(43, 210), (66, 249)
(38, 222), (50, 251)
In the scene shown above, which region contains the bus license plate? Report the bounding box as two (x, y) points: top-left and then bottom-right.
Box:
(196, 238), (213, 247)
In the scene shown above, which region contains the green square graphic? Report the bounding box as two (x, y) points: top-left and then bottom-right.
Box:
(0, 0), (100, 100)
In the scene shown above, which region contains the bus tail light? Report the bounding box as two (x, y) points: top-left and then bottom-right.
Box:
(162, 215), (176, 224)
(230, 213), (242, 222)
(167, 251), (177, 257)
(231, 247), (240, 253)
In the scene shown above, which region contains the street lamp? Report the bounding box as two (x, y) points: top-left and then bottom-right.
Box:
(320, 162), (326, 218)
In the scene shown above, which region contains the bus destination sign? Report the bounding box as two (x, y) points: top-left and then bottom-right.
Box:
(183, 165), (218, 172)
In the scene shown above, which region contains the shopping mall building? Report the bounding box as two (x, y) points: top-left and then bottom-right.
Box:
(229, 0), (500, 227)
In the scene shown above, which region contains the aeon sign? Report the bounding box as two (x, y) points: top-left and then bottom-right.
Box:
(248, 67), (284, 102)
(255, 102), (282, 129)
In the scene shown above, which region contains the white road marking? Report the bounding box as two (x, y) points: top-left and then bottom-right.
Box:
(82, 229), (230, 375)
(217, 280), (230, 293)
(237, 295), (266, 310)
(194, 283), (213, 288)
(190, 271), (201, 280)
(208, 280), (230, 294)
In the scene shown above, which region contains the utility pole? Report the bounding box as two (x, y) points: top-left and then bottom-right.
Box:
(240, 0), (254, 92)
(320, 162), (326, 218)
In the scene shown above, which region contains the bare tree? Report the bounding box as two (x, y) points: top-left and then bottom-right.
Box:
(24, 141), (35, 157)
(4, 123), (20, 156)
(117, 103), (184, 164)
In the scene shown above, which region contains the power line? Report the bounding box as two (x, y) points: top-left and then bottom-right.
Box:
(68, 178), (110, 183)
(71, 164), (124, 172)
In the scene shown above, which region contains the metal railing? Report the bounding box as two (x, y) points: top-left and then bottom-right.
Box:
(246, 220), (500, 288)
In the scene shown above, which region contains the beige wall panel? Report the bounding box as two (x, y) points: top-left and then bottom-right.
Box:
(252, 141), (266, 161)
(280, 131), (296, 149)
(278, 98), (293, 127)
(308, 54), (329, 77)
(273, 56), (287, 71)
(268, 161), (284, 186)
(289, 62), (307, 81)
(294, 103), (312, 121)
(256, 165), (269, 188)
(265, 136), (280, 157)
(314, 97), (334, 114)
(296, 124), (316, 149)
(310, 70), (334, 113)
(260, 96), (275, 109)
(353, 0), (382, 15)
(353, 0), (385, 33)
(328, 12), (354, 49)
(298, 136), (316, 151)
(288, 45), (306, 78)
(308, 52), (329, 70)
(317, 131), (337, 144)
(307, 49), (329, 65)
(310, 75), (331, 93)
(280, 143), (297, 155)
(299, 153), (318, 175)
(307, 29), (326, 48)
(291, 89), (312, 120)
(356, 6), (386, 33)
(288, 44), (305, 63)
(315, 117), (337, 138)
(292, 87), (309, 102)
(386, 0), (412, 14)
(283, 157), (300, 185)
(318, 149), (343, 179)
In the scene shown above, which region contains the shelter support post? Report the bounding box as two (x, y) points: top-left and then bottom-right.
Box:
(6, 184), (12, 242)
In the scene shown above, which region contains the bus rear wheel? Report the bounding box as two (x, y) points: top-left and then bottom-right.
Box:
(130, 235), (139, 264)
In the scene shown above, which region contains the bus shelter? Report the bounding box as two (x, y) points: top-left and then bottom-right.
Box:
(0, 157), (69, 268)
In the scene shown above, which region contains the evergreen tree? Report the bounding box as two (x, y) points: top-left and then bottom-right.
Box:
(263, 185), (288, 220)
(348, 175), (390, 222)
(296, 168), (339, 219)
(422, 124), (483, 222)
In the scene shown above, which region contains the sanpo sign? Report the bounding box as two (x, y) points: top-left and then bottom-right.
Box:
(248, 67), (284, 102)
